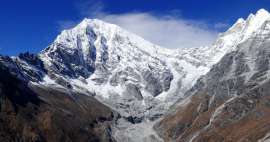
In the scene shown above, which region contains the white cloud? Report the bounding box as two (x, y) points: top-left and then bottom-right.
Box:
(65, 0), (225, 48)
(99, 13), (219, 48)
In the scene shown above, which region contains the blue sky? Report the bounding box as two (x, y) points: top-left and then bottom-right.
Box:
(0, 0), (269, 55)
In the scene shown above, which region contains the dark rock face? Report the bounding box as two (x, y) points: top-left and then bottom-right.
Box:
(44, 43), (96, 79)
(143, 70), (173, 97)
(18, 52), (45, 70)
(0, 61), (116, 142)
(124, 116), (143, 124)
(0, 55), (45, 82)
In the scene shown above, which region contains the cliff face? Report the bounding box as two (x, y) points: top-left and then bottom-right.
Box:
(0, 59), (116, 142)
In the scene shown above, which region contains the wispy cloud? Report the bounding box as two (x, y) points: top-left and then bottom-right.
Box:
(100, 13), (219, 48)
(58, 0), (228, 48)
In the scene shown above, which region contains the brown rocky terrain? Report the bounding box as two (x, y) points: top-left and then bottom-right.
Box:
(155, 87), (270, 142)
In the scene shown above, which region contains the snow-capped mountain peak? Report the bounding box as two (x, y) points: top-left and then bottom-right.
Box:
(37, 17), (217, 121)
(53, 18), (171, 57)
(36, 9), (270, 123)
(217, 8), (270, 44)
(38, 18), (176, 120)
(243, 8), (270, 38)
(204, 9), (270, 65)
(253, 8), (270, 19)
